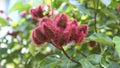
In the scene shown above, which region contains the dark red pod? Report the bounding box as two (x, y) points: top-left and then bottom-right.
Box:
(69, 24), (88, 44)
(53, 30), (67, 49)
(78, 24), (88, 36)
(63, 20), (78, 43)
(32, 18), (39, 24)
(74, 31), (85, 44)
(32, 30), (43, 45)
(8, 31), (19, 37)
(6, 16), (10, 20)
(32, 26), (47, 46)
(54, 14), (69, 29)
(117, 4), (120, 13)
(0, 10), (4, 14)
(88, 41), (97, 48)
(37, 5), (44, 18)
(20, 11), (28, 17)
(43, 25), (55, 39)
(30, 8), (38, 18)
(74, 24), (88, 44)
(40, 18), (56, 39)
(30, 5), (44, 18)
(68, 19), (78, 26)
(30, 5), (51, 18)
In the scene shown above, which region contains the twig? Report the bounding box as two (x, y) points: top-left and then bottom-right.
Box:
(93, 0), (99, 33)
(79, 51), (87, 57)
(61, 47), (81, 65)
(93, 0), (102, 53)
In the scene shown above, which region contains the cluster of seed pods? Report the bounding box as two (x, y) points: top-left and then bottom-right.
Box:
(31, 5), (88, 49)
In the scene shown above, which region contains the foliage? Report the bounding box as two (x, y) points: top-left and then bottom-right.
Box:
(0, 0), (120, 68)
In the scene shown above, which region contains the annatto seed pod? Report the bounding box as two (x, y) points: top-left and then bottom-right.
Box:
(54, 14), (69, 29)
(71, 24), (88, 44)
(68, 19), (78, 26)
(0, 10), (4, 14)
(32, 30), (43, 45)
(32, 26), (47, 46)
(30, 8), (39, 18)
(8, 31), (19, 37)
(53, 30), (67, 49)
(20, 10), (28, 17)
(38, 5), (44, 18)
(30, 5), (44, 18)
(88, 41), (97, 48)
(63, 20), (78, 43)
(78, 24), (88, 36)
(32, 18), (39, 24)
(6, 16), (10, 20)
(117, 4), (120, 13)
(73, 29), (85, 44)
(40, 18), (56, 39)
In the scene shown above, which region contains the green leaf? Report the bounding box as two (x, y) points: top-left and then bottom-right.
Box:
(107, 61), (119, 68)
(87, 54), (102, 64)
(34, 53), (46, 61)
(0, 17), (7, 26)
(101, 0), (112, 6)
(50, 62), (61, 68)
(40, 55), (60, 68)
(69, 0), (89, 15)
(52, 0), (68, 8)
(31, 0), (43, 7)
(106, 20), (120, 29)
(80, 58), (95, 68)
(112, 36), (120, 57)
(100, 9), (119, 21)
(0, 48), (7, 55)
(88, 33), (113, 44)
(113, 36), (120, 45)
(10, 2), (31, 12)
(29, 44), (35, 56)
(60, 59), (77, 68)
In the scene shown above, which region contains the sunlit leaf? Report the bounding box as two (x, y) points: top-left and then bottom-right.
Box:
(88, 33), (113, 44)
(29, 44), (35, 56)
(101, 0), (112, 6)
(113, 36), (120, 57)
(30, 0), (43, 7)
(100, 9), (119, 21)
(0, 17), (7, 26)
(69, 0), (89, 15)
(10, 2), (31, 12)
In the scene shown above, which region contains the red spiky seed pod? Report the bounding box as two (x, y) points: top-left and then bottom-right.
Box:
(78, 24), (88, 36)
(88, 41), (97, 48)
(117, 4), (120, 13)
(40, 18), (56, 39)
(20, 11), (28, 17)
(8, 31), (19, 37)
(54, 14), (69, 29)
(70, 24), (88, 44)
(32, 26), (47, 46)
(63, 20), (78, 43)
(30, 5), (44, 18)
(0, 10), (4, 14)
(32, 30), (43, 45)
(53, 30), (67, 49)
